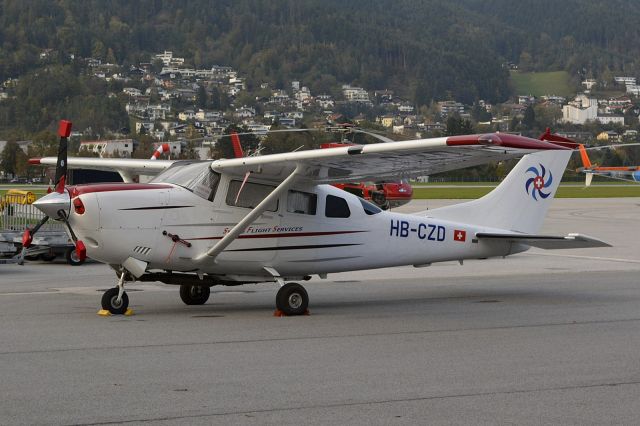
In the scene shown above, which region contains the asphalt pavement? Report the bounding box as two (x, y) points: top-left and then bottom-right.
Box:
(1, 198), (639, 425)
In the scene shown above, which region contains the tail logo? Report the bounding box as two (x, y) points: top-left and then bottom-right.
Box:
(525, 164), (553, 201)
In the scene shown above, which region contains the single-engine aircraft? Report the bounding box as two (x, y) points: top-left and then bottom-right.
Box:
(28, 121), (610, 316)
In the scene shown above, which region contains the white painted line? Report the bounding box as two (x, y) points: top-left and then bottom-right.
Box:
(524, 252), (640, 264)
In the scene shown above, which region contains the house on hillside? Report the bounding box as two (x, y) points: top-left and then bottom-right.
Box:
(596, 131), (621, 143)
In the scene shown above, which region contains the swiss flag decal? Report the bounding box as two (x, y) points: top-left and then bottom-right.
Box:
(454, 229), (466, 242)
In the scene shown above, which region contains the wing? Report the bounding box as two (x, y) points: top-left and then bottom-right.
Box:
(476, 232), (610, 249)
(29, 157), (176, 181)
(211, 133), (572, 183)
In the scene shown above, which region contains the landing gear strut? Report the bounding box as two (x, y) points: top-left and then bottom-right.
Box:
(179, 285), (210, 305)
(101, 272), (129, 314)
(276, 282), (309, 316)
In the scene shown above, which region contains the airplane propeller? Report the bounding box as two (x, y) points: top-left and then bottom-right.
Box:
(20, 120), (86, 264)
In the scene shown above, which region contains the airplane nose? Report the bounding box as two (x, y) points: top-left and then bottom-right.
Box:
(33, 190), (71, 218)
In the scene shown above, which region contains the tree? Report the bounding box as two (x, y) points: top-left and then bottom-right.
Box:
(522, 105), (537, 130)
(445, 116), (474, 136)
(1, 141), (23, 177)
(196, 85), (207, 110)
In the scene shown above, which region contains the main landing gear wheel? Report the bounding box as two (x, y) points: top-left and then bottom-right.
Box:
(276, 283), (309, 316)
(101, 287), (129, 315)
(179, 285), (211, 305)
(65, 247), (85, 266)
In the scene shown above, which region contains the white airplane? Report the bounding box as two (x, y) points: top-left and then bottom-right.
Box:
(29, 121), (609, 316)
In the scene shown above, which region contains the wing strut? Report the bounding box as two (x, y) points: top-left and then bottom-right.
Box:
(195, 165), (302, 262)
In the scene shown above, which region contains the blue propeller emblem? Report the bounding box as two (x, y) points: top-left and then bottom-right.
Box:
(525, 164), (553, 201)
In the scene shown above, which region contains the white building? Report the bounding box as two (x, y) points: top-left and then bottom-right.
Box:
(614, 76), (636, 86)
(626, 84), (640, 96)
(342, 85), (371, 104)
(123, 87), (143, 97)
(79, 139), (134, 158)
(438, 101), (465, 115)
(562, 94), (597, 124)
(596, 115), (624, 125)
(316, 94), (334, 109)
(155, 51), (185, 67)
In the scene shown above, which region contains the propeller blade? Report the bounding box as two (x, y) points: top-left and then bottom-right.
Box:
(16, 215), (50, 265)
(54, 120), (72, 194)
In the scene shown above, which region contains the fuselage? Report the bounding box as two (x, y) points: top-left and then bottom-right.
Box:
(62, 162), (523, 282)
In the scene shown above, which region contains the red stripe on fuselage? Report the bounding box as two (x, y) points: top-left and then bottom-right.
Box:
(69, 183), (172, 197)
(186, 230), (367, 241)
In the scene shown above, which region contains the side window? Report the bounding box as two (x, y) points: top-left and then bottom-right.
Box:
(287, 190), (317, 215)
(226, 180), (278, 211)
(325, 194), (351, 218)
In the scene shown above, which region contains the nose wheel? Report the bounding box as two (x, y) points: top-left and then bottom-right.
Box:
(100, 271), (130, 315)
(275, 282), (309, 316)
(101, 287), (129, 315)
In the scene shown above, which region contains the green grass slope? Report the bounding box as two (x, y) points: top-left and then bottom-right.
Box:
(510, 71), (574, 97)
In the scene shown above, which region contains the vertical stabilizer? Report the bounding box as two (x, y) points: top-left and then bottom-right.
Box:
(427, 149), (572, 234)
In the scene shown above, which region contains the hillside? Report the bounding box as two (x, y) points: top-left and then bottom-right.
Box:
(0, 0), (639, 141)
(2, 0), (640, 106)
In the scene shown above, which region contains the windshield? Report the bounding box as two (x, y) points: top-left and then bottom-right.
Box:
(151, 161), (220, 201)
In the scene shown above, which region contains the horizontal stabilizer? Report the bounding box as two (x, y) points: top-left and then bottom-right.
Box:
(476, 232), (610, 249)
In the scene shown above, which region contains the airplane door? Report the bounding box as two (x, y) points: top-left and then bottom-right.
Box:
(214, 178), (280, 263)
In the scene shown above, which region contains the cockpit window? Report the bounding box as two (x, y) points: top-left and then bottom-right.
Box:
(151, 161), (220, 201)
(325, 195), (351, 218)
(359, 198), (382, 215)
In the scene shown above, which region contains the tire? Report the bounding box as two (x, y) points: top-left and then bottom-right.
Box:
(101, 287), (129, 315)
(65, 247), (85, 266)
(276, 283), (309, 316)
(179, 285), (211, 305)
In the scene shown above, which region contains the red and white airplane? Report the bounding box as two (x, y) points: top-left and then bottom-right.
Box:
(28, 121), (609, 316)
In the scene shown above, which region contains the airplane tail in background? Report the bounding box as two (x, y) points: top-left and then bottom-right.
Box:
(576, 144), (596, 187)
(427, 149), (573, 234)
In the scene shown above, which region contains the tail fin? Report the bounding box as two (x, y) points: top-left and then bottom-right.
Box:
(427, 149), (572, 234)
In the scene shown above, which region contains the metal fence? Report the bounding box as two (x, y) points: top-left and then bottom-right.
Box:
(0, 203), (65, 232)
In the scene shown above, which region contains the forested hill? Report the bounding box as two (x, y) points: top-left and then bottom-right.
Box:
(1, 0), (640, 106)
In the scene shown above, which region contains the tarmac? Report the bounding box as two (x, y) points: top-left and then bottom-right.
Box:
(1, 198), (639, 425)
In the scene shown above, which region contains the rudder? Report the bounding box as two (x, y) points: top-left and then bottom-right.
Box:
(427, 149), (572, 234)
